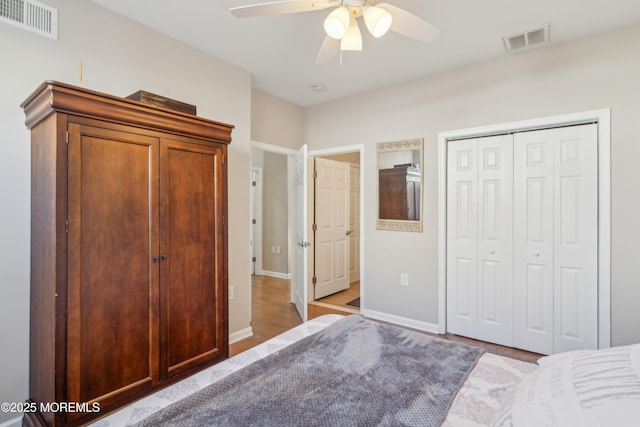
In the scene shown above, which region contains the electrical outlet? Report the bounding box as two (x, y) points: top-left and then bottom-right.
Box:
(276, 246), (281, 255)
(400, 273), (409, 287)
(271, 246), (276, 253)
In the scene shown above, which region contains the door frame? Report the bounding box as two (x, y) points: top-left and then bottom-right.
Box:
(437, 109), (611, 348)
(250, 167), (263, 275)
(309, 145), (365, 309)
(250, 140), (298, 305)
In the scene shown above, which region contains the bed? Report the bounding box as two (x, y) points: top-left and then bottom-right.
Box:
(92, 314), (640, 426)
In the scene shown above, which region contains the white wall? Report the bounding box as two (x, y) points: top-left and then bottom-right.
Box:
(251, 88), (304, 149)
(304, 23), (640, 346)
(0, 0), (252, 422)
(262, 152), (289, 274)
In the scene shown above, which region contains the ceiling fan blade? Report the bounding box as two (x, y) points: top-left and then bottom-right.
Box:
(316, 36), (340, 64)
(231, 0), (336, 18)
(376, 3), (440, 43)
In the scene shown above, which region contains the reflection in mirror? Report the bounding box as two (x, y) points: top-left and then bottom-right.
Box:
(377, 138), (423, 232)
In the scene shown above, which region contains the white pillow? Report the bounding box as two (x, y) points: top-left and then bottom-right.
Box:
(491, 343), (640, 427)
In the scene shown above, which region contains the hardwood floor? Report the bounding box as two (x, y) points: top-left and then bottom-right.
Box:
(230, 275), (541, 364)
(310, 280), (360, 314)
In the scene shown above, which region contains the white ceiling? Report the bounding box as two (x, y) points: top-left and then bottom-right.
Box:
(90, 0), (640, 107)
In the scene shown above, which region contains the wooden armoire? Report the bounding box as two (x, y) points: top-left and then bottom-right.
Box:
(378, 166), (421, 220)
(21, 81), (232, 426)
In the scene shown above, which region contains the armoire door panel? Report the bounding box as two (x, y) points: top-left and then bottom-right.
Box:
(160, 140), (225, 378)
(66, 123), (159, 412)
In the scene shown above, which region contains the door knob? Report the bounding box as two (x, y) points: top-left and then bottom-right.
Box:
(346, 230), (353, 236)
(533, 251), (540, 257)
(489, 250), (495, 255)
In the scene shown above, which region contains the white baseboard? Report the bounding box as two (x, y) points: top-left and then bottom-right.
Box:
(361, 309), (440, 334)
(0, 416), (22, 427)
(229, 326), (253, 344)
(262, 270), (291, 280)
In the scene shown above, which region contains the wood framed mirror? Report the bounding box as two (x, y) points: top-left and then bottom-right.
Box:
(377, 138), (423, 232)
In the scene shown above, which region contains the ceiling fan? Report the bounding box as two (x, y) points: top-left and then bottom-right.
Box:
(230, 0), (440, 64)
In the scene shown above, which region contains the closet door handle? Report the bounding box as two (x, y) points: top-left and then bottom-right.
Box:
(161, 254), (168, 261)
(153, 256), (159, 263)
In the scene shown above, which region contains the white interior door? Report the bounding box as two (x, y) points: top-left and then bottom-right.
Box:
(513, 131), (555, 354)
(349, 164), (360, 283)
(513, 124), (598, 354)
(314, 158), (350, 299)
(476, 135), (513, 346)
(446, 140), (478, 338)
(447, 136), (513, 345)
(292, 145), (308, 321)
(552, 124), (598, 353)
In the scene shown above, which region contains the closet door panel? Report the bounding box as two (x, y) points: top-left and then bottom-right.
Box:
(447, 141), (478, 338)
(477, 136), (513, 347)
(553, 124), (598, 352)
(160, 139), (226, 379)
(513, 132), (554, 355)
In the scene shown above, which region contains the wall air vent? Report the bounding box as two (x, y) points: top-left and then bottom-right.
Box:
(0, 0), (58, 39)
(503, 23), (550, 54)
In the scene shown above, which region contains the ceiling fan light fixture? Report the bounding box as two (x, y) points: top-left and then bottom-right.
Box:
(341, 16), (362, 51)
(323, 6), (350, 39)
(363, 5), (392, 38)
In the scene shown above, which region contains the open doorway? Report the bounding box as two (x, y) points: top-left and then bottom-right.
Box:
(307, 146), (364, 315)
(249, 142), (364, 326)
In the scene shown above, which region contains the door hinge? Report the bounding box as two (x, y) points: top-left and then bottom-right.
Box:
(312, 224), (317, 231)
(252, 181), (256, 187)
(222, 215), (225, 225)
(65, 220), (69, 233)
(312, 276), (317, 285)
(65, 131), (69, 144)
(252, 219), (256, 224)
(313, 171), (318, 179)
(222, 154), (225, 164)
(252, 257), (256, 262)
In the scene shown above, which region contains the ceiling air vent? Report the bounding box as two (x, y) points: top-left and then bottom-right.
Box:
(0, 0), (58, 39)
(503, 23), (550, 54)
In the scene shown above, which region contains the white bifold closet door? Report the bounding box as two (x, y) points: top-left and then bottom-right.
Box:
(447, 124), (598, 355)
(513, 124), (598, 355)
(447, 135), (514, 347)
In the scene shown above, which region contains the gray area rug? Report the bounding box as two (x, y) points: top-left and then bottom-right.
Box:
(135, 315), (485, 427)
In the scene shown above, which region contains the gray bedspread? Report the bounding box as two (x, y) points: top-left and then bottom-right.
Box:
(135, 315), (485, 426)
